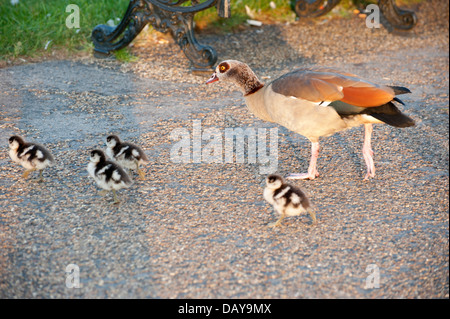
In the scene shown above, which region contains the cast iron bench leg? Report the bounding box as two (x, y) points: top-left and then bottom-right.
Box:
(91, 0), (229, 71)
(378, 0), (417, 31)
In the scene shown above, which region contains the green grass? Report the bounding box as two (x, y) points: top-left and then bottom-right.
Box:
(0, 0), (425, 62)
(114, 47), (139, 63)
(0, 0), (130, 60)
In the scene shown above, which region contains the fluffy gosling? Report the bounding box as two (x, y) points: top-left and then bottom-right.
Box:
(105, 134), (149, 180)
(8, 135), (55, 182)
(87, 149), (133, 204)
(264, 174), (317, 227)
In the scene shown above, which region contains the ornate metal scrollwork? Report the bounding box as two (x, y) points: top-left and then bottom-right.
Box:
(91, 0), (229, 71)
(91, 0), (150, 56)
(378, 0), (417, 31)
(293, 0), (417, 31)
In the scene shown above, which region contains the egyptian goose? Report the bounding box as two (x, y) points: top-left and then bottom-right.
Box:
(264, 174), (316, 227)
(8, 135), (55, 182)
(206, 60), (415, 180)
(105, 135), (149, 180)
(87, 149), (133, 204)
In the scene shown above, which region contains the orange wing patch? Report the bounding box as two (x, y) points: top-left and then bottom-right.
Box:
(305, 77), (344, 102)
(340, 86), (395, 107)
(271, 68), (396, 107)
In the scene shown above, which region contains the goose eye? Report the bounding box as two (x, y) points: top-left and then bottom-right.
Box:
(219, 65), (226, 72)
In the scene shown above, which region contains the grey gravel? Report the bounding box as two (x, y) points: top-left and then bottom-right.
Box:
(0, 0), (448, 298)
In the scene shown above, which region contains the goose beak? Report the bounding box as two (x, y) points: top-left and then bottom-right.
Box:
(206, 73), (218, 84)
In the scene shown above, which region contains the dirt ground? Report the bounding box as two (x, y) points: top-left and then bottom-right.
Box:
(0, 1), (448, 298)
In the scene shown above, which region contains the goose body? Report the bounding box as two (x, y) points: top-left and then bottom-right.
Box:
(264, 174), (316, 227)
(87, 149), (133, 204)
(105, 135), (149, 180)
(207, 60), (415, 180)
(8, 135), (55, 181)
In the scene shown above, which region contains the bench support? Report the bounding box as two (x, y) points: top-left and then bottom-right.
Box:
(91, 0), (230, 71)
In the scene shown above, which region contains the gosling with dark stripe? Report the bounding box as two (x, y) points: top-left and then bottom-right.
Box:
(87, 149), (133, 204)
(264, 174), (316, 227)
(105, 135), (149, 180)
(8, 135), (55, 182)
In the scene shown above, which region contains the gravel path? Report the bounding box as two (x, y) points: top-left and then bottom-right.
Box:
(0, 1), (448, 298)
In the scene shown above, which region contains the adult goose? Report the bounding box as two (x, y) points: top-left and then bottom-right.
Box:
(206, 60), (415, 180)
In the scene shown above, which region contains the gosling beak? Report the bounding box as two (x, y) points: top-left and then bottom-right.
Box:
(206, 73), (218, 84)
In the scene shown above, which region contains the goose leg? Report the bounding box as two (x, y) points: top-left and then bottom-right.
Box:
(136, 161), (145, 180)
(22, 168), (36, 179)
(112, 189), (120, 205)
(268, 212), (286, 228)
(287, 141), (320, 180)
(308, 208), (317, 225)
(37, 170), (45, 182)
(362, 124), (375, 180)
